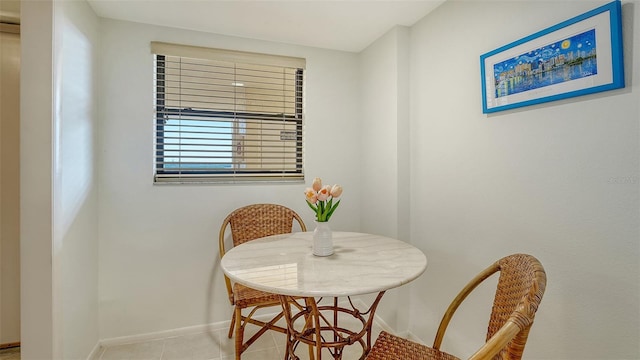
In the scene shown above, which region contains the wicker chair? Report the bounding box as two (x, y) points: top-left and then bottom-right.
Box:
(366, 253), (546, 360)
(219, 204), (307, 360)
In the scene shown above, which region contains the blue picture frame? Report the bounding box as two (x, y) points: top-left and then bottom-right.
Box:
(480, 0), (624, 114)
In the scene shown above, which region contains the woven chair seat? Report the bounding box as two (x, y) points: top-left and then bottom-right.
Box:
(366, 331), (460, 360)
(233, 283), (281, 308)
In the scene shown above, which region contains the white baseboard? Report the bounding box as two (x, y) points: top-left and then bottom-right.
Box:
(86, 341), (103, 360)
(94, 296), (405, 353)
(98, 320), (231, 348)
(405, 330), (426, 344)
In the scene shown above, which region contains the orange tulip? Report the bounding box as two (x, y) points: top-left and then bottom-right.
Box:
(304, 187), (316, 199)
(317, 185), (331, 201)
(305, 178), (343, 222)
(330, 184), (343, 198)
(312, 177), (322, 192)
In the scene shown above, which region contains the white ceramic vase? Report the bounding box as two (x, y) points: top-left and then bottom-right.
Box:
(312, 221), (333, 256)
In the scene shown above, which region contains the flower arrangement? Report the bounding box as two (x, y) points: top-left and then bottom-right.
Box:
(304, 177), (343, 222)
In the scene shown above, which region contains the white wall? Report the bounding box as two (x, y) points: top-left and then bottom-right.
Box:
(408, 1), (639, 359)
(54, 1), (101, 358)
(20, 1), (639, 358)
(358, 26), (412, 333)
(21, 0), (101, 358)
(98, 19), (362, 339)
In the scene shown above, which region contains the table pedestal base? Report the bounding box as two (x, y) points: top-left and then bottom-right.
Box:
(279, 292), (386, 360)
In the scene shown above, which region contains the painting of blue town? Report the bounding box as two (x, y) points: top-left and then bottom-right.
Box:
(494, 29), (597, 98)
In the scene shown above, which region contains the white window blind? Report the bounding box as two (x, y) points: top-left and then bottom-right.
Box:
(151, 42), (305, 183)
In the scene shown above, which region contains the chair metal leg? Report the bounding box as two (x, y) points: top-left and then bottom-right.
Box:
(279, 293), (386, 359)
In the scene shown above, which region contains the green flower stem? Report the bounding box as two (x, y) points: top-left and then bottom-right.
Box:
(306, 199), (341, 222)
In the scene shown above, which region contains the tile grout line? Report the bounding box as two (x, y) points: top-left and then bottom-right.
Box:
(159, 339), (166, 360)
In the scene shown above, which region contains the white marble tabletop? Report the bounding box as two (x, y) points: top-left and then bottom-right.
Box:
(220, 232), (427, 297)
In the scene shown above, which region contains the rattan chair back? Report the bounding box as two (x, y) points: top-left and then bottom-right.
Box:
(434, 253), (546, 360)
(486, 254), (545, 358)
(219, 203), (306, 302)
(366, 253), (546, 360)
(225, 203), (306, 246)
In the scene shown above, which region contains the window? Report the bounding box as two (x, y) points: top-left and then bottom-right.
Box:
(152, 42), (305, 183)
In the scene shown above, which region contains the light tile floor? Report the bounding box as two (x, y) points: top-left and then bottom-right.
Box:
(0, 347), (20, 360)
(95, 321), (385, 360)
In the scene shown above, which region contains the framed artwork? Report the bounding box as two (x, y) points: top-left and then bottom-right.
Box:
(480, 0), (624, 114)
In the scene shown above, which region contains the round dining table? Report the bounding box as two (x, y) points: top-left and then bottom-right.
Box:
(220, 231), (427, 360)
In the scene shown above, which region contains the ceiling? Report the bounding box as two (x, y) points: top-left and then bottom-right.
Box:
(86, 0), (445, 52)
